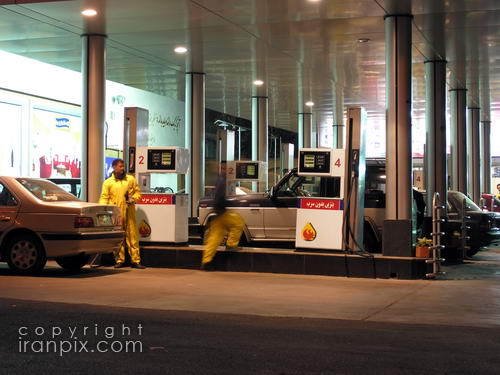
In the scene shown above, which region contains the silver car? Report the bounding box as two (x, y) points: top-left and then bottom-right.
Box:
(198, 169), (378, 244)
(0, 177), (124, 274)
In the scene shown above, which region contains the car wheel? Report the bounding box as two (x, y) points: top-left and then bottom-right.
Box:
(56, 254), (90, 272)
(6, 234), (47, 274)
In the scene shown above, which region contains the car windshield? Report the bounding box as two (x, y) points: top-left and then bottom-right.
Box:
(16, 178), (79, 202)
(448, 191), (482, 212)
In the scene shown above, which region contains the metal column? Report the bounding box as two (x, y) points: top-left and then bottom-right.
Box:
(424, 60), (447, 212)
(481, 120), (491, 194)
(344, 107), (366, 251)
(252, 96), (268, 190)
(383, 15), (413, 256)
(298, 112), (312, 148)
(81, 34), (106, 203)
(333, 88), (344, 149)
(185, 72), (205, 217)
(468, 107), (481, 203)
(450, 88), (467, 193)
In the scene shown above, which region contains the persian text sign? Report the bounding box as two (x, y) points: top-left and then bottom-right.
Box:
(299, 198), (343, 210)
(137, 194), (174, 205)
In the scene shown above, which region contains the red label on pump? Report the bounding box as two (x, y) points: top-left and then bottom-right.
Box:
(299, 198), (343, 210)
(137, 194), (175, 205)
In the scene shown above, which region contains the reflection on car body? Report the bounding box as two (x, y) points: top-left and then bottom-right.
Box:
(0, 177), (124, 274)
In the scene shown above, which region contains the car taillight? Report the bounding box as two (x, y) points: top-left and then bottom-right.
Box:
(74, 216), (95, 228)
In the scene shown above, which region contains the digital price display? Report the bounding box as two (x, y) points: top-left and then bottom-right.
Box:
(147, 149), (176, 171)
(299, 151), (331, 174)
(236, 162), (259, 179)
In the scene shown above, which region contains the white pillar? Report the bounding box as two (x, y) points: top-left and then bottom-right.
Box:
(450, 88), (468, 193)
(482, 120), (491, 194)
(252, 95), (268, 190)
(298, 112), (312, 148)
(468, 107), (481, 203)
(424, 59), (447, 211)
(185, 72), (205, 217)
(81, 34), (106, 203)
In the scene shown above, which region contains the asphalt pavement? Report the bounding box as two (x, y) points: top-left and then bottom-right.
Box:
(1, 298), (499, 375)
(1, 245), (499, 374)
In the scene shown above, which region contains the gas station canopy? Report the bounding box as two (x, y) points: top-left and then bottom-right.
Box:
(0, 0), (499, 132)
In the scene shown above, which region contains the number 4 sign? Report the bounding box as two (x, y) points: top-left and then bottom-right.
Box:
(330, 149), (345, 177)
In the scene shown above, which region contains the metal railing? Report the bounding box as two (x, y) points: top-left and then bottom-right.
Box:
(460, 197), (471, 260)
(426, 192), (446, 279)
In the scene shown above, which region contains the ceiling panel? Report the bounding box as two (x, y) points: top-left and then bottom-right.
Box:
(0, 0), (497, 133)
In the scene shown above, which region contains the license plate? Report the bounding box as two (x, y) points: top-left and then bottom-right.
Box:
(97, 214), (112, 226)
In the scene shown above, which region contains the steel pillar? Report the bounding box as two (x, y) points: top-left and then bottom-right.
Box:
(81, 34), (106, 203)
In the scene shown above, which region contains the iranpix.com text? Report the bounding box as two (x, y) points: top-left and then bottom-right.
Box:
(18, 324), (144, 356)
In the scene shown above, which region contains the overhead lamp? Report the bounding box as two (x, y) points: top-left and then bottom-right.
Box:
(81, 9), (97, 17)
(305, 101), (314, 107)
(174, 46), (188, 54)
(253, 80), (264, 86)
(358, 38), (370, 43)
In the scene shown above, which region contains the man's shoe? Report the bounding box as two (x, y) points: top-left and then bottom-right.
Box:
(114, 262), (125, 268)
(131, 263), (146, 269)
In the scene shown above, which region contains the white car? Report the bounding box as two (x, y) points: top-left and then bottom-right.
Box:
(0, 176), (124, 274)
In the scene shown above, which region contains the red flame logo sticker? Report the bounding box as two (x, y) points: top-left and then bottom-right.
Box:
(302, 222), (317, 241)
(138, 220), (151, 238)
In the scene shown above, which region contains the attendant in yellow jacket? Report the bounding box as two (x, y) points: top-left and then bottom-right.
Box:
(99, 159), (145, 269)
(202, 168), (244, 270)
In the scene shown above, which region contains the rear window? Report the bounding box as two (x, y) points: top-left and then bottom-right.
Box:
(448, 191), (482, 213)
(16, 178), (79, 202)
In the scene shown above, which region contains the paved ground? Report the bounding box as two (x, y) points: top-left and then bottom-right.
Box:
(1, 298), (500, 375)
(0, 245), (499, 373)
(1, 247), (499, 327)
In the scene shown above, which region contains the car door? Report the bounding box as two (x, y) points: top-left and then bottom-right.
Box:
(263, 175), (303, 240)
(0, 181), (20, 237)
(263, 195), (297, 239)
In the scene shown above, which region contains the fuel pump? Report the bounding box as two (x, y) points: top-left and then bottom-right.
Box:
(225, 160), (267, 195)
(134, 147), (190, 243)
(295, 148), (345, 250)
(295, 107), (366, 252)
(124, 107), (190, 243)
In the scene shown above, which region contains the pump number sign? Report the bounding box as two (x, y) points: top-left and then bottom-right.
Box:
(298, 148), (345, 177)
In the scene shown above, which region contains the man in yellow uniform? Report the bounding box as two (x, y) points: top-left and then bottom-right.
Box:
(99, 158), (145, 269)
(496, 183), (500, 200)
(202, 167), (244, 270)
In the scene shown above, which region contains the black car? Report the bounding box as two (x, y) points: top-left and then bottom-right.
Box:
(365, 165), (500, 257)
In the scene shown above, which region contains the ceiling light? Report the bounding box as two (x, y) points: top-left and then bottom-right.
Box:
(174, 46), (188, 54)
(305, 101), (314, 107)
(81, 9), (97, 17)
(308, 0), (322, 2)
(253, 80), (264, 86)
(358, 38), (370, 43)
